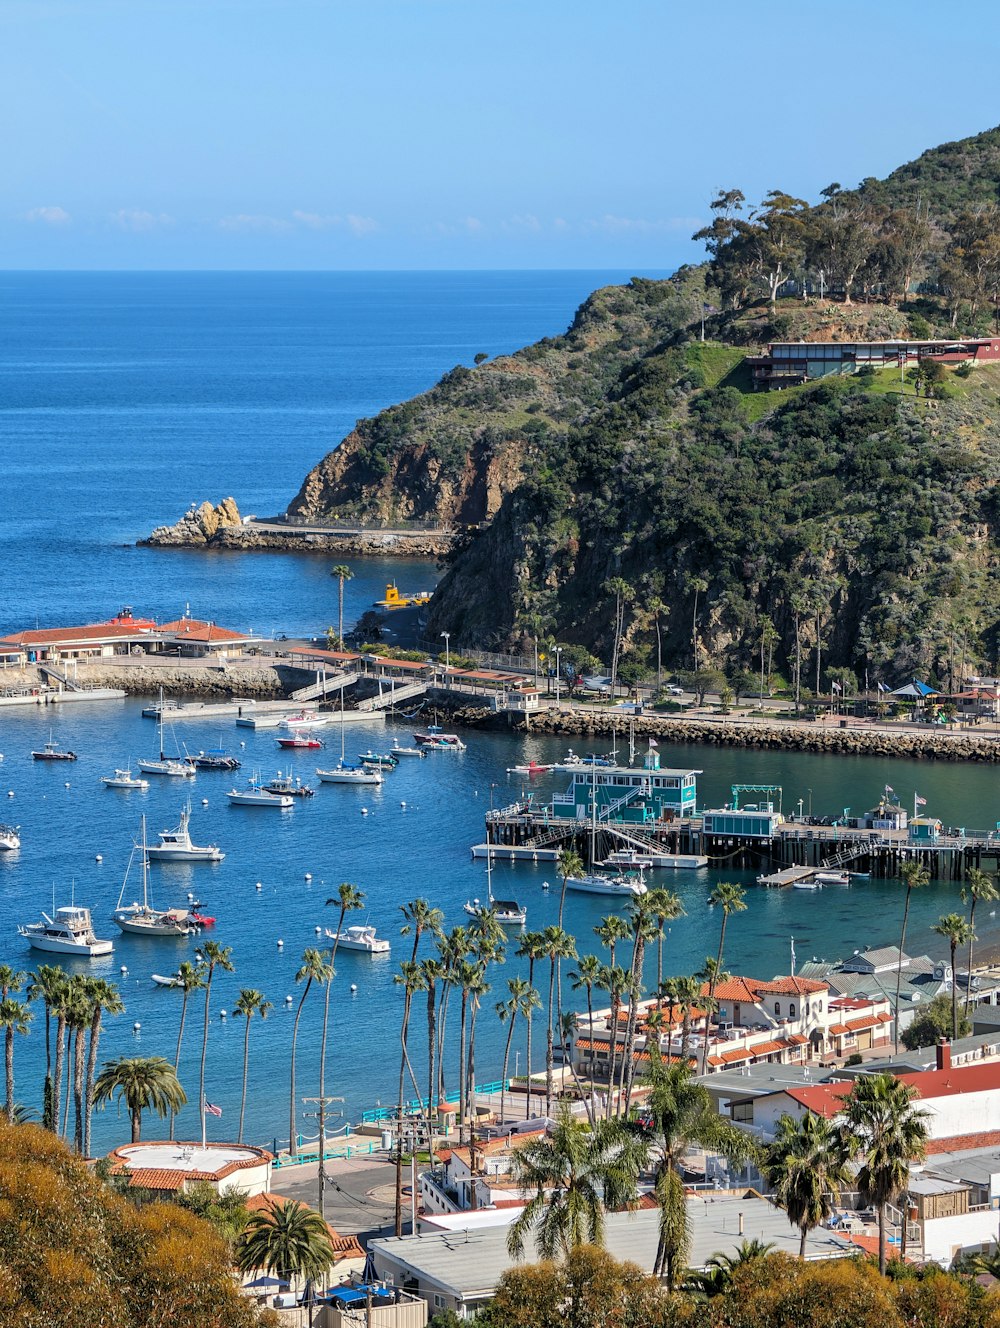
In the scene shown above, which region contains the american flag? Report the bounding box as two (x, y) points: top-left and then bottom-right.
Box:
(915, 793), (927, 807)
(649, 737), (658, 748)
(205, 1100), (223, 1118)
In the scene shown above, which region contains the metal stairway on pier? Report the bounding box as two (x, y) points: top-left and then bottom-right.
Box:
(818, 843), (870, 870)
(356, 681), (428, 711)
(39, 665), (82, 692)
(289, 670), (359, 702)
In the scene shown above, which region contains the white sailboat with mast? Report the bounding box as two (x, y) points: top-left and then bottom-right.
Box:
(113, 816), (199, 936)
(138, 688), (195, 778)
(565, 759), (647, 897)
(316, 692), (382, 785)
(464, 853), (526, 925)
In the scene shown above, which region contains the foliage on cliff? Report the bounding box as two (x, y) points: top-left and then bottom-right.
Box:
(288, 124), (1000, 684)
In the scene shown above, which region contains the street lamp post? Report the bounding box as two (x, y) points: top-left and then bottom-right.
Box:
(555, 647), (562, 704)
(440, 631), (450, 671)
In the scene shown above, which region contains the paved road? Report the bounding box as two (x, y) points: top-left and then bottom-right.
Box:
(247, 519), (451, 539)
(270, 1155), (402, 1241)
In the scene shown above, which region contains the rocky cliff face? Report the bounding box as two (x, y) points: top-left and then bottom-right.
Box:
(145, 497), (243, 545)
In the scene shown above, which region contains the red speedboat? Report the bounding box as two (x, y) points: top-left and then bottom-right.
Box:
(276, 734), (323, 749)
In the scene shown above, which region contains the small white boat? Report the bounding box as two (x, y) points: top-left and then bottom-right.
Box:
(139, 687), (196, 777)
(814, 871), (851, 886)
(325, 924), (390, 954)
(391, 739), (425, 758)
(0, 824), (20, 852)
(601, 848), (657, 868)
(151, 972), (182, 988)
(146, 805), (224, 862)
(19, 905), (114, 957)
(227, 781), (294, 807)
(792, 878), (823, 890)
(316, 762), (382, 785)
(413, 726), (466, 750)
(507, 761), (553, 776)
(279, 710), (327, 730)
(102, 767), (150, 790)
(566, 871), (647, 897)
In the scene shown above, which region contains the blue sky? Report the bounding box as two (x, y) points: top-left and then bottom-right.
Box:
(3, 0), (999, 270)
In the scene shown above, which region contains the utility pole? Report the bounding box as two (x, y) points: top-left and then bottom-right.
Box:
(301, 1096), (344, 1219)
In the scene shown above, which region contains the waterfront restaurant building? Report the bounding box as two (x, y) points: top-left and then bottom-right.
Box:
(548, 743), (699, 825)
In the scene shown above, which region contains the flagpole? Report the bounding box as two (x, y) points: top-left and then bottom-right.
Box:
(202, 1097), (206, 1151)
(914, 792), (917, 822)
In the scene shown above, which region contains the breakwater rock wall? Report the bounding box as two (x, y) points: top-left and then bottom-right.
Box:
(140, 498), (452, 558)
(523, 711), (1000, 762)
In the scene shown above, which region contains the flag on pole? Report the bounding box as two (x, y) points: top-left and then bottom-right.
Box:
(649, 737), (658, 748)
(885, 784), (895, 796)
(915, 793), (927, 807)
(790, 936), (796, 976)
(205, 1100), (223, 1118)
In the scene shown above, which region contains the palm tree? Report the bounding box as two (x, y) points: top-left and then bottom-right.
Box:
(621, 894), (659, 1108)
(569, 955), (602, 1087)
(0, 998), (31, 1123)
(963, 868), (999, 1015)
(434, 926), (468, 1108)
(516, 930), (548, 1106)
(647, 595), (669, 693)
(541, 925), (577, 1117)
(83, 978), (124, 1157)
(932, 913), (975, 1041)
(238, 1198), (334, 1284)
(763, 1111), (852, 1257)
(647, 888), (684, 1005)
(66, 982), (92, 1149)
(894, 861), (930, 1053)
(683, 1240), (775, 1298)
(594, 914), (631, 968)
(393, 959), (427, 1236)
(170, 960), (205, 1141)
(234, 988), (273, 1144)
(94, 1055), (187, 1143)
(506, 1103), (647, 1260)
(420, 956), (445, 1121)
(320, 883), (364, 1183)
(674, 974), (704, 1062)
(454, 958), (479, 1144)
(199, 941), (234, 1143)
(330, 564), (353, 648)
(644, 1056), (759, 1288)
(696, 956), (730, 1072)
(26, 964), (65, 1128)
(687, 574), (708, 673)
(50, 975), (74, 1136)
(843, 1072), (929, 1274)
(464, 967), (491, 1154)
(554, 847), (583, 1019)
(288, 948), (331, 1158)
(0, 965), (21, 1001)
(400, 897), (444, 964)
(497, 977), (540, 1126)
(597, 963), (629, 1118)
(701, 883), (747, 1074)
(465, 912), (503, 1134)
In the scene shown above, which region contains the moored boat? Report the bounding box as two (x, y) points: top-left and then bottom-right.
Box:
(0, 824), (21, 851)
(184, 749), (241, 771)
(413, 725), (466, 750)
(279, 710), (327, 730)
(324, 924), (390, 954)
(151, 972), (182, 987)
(814, 871), (851, 886)
(32, 734), (77, 762)
(102, 767), (150, 790)
(316, 762), (382, 786)
(114, 817), (200, 936)
(565, 871), (648, 898)
(227, 780), (294, 808)
(146, 805), (224, 862)
(277, 733), (324, 750)
(19, 905), (114, 957)
(358, 751), (399, 769)
(507, 760), (553, 776)
(262, 771), (315, 798)
(138, 690), (195, 777)
(390, 739), (425, 758)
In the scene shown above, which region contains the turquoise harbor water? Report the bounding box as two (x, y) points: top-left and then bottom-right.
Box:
(0, 271), (995, 1155)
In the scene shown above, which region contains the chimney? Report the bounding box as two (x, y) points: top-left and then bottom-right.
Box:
(936, 1039), (951, 1072)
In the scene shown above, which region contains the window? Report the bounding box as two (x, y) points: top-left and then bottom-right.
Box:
(434, 1295), (447, 1309)
(789, 1004), (796, 1018)
(774, 1002), (781, 1016)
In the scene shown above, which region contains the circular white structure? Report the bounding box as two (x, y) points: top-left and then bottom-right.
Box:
(107, 1140), (273, 1197)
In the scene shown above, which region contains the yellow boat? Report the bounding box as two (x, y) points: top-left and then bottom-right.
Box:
(374, 582), (433, 610)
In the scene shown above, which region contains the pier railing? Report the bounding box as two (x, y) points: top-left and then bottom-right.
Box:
(360, 1079), (507, 1125)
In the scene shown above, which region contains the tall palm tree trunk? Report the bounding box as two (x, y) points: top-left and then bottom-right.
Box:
(199, 973), (214, 1143)
(394, 988), (413, 1238)
(499, 1010), (517, 1127)
(287, 978), (311, 1157)
(61, 1028), (74, 1139)
(701, 915), (729, 1076)
(466, 1001), (479, 1144)
(239, 1013), (252, 1143)
(52, 1016), (66, 1135)
(624, 941), (648, 1109)
(171, 988), (190, 1142)
(458, 993), (468, 1144)
(966, 897), (978, 1018)
(4, 1028), (13, 1121)
(546, 957), (557, 1117)
(436, 981), (450, 1107)
(878, 1201), (887, 1276)
(950, 937), (959, 1040)
(131, 1106), (142, 1144)
(524, 959), (535, 1107)
(426, 979), (436, 1120)
(73, 1028), (86, 1152)
(83, 1009), (103, 1159)
(606, 992), (621, 1121)
(586, 986), (596, 1090)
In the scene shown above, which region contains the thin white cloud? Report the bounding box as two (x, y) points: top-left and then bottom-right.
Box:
(583, 213), (702, 234)
(110, 208), (174, 232)
(25, 205), (71, 225)
(218, 213), (292, 233)
(292, 210), (339, 229)
(502, 213), (542, 233)
(344, 212), (378, 237)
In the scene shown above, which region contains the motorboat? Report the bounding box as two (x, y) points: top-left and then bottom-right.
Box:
(32, 733), (77, 761)
(102, 767), (150, 790)
(184, 749), (241, 772)
(279, 710), (327, 730)
(146, 805), (224, 862)
(227, 779), (294, 808)
(138, 689), (195, 777)
(507, 760), (553, 776)
(114, 816), (200, 937)
(601, 848), (657, 868)
(277, 733), (324, 750)
(19, 905), (114, 957)
(324, 924), (390, 954)
(0, 824), (21, 851)
(463, 853), (526, 925)
(792, 878), (823, 890)
(390, 739), (425, 758)
(551, 749), (613, 772)
(565, 871), (647, 897)
(814, 871), (851, 886)
(316, 762), (382, 786)
(262, 771), (315, 798)
(413, 726), (466, 750)
(358, 751), (399, 769)
(152, 972), (182, 987)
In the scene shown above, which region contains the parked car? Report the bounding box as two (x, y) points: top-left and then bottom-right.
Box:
(666, 684), (684, 696)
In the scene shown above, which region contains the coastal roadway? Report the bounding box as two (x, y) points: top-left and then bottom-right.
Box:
(270, 1153), (399, 1242)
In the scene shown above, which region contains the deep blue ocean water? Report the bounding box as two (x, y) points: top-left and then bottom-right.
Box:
(0, 272), (990, 1156)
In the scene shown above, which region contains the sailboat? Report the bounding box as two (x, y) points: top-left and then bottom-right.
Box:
(113, 817), (198, 936)
(138, 688), (195, 777)
(464, 854), (526, 925)
(316, 692), (382, 786)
